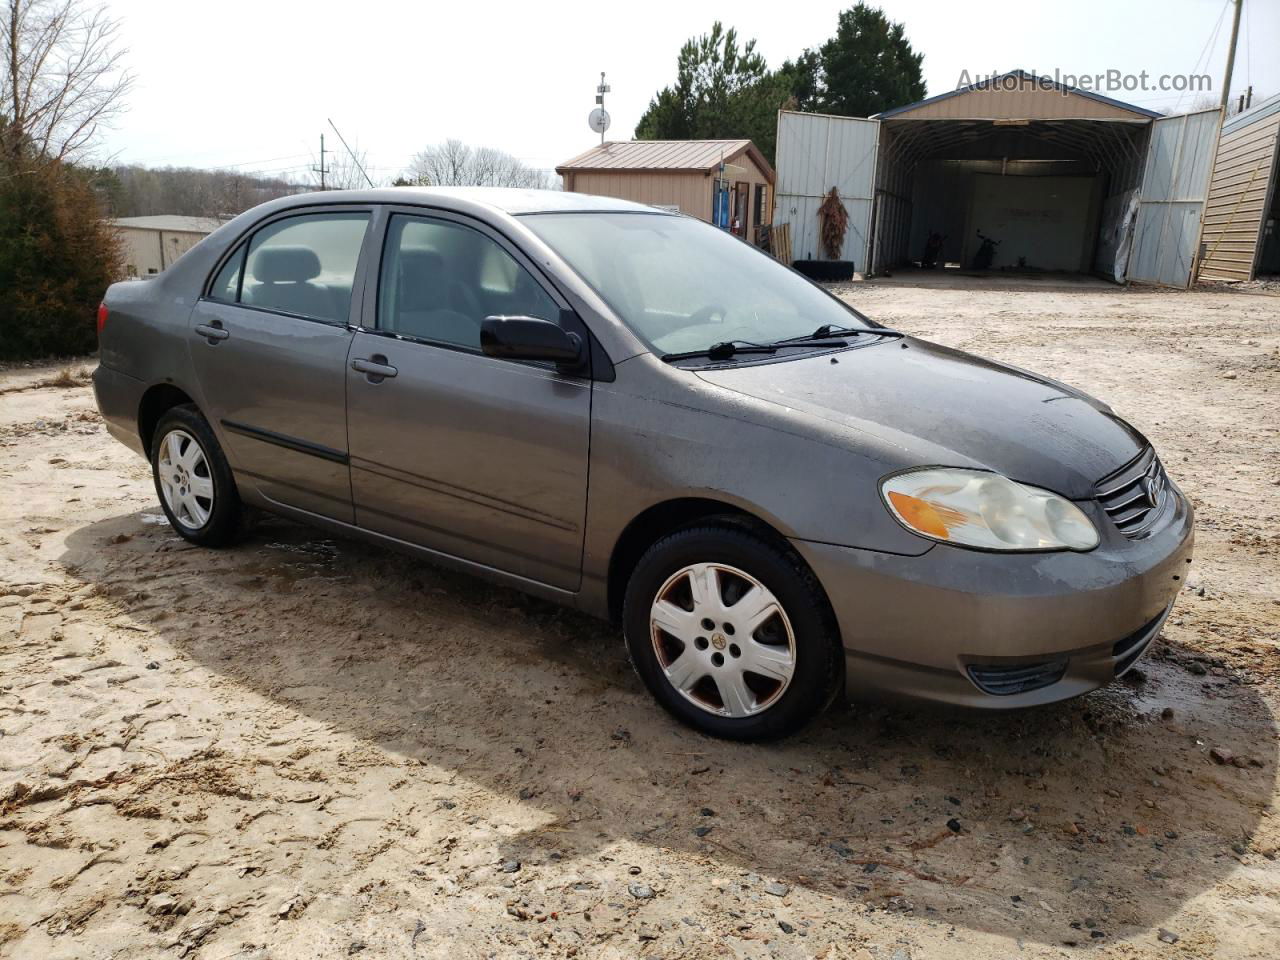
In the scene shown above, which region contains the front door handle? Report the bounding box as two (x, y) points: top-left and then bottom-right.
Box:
(351, 356), (398, 382)
(194, 322), (229, 343)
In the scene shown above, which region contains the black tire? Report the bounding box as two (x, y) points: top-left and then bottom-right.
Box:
(622, 524), (843, 741)
(150, 404), (245, 547)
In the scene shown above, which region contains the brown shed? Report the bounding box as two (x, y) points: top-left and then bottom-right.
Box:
(1197, 93), (1280, 283)
(557, 139), (775, 240)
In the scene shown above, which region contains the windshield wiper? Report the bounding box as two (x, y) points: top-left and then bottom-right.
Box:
(774, 323), (904, 344)
(661, 340), (778, 363)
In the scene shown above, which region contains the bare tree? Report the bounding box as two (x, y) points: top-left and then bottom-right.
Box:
(313, 144), (372, 190)
(109, 164), (306, 219)
(1, 0), (131, 162)
(406, 139), (558, 189)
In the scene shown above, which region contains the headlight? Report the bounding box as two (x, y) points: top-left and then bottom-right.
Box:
(881, 468), (1099, 551)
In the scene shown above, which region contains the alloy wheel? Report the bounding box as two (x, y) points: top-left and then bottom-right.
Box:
(649, 562), (797, 718)
(157, 428), (214, 529)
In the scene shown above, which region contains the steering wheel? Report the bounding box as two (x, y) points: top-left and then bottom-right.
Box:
(688, 303), (729, 325)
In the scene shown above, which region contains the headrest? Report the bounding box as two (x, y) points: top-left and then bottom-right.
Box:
(398, 248), (445, 309)
(252, 245), (321, 283)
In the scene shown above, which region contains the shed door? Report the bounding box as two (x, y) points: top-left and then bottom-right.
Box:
(774, 111), (879, 270)
(1128, 108), (1222, 287)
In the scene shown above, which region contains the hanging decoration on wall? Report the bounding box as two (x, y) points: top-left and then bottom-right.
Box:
(817, 187), (848, 261)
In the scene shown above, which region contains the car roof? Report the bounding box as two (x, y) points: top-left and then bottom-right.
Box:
(273, 186), (662, 216)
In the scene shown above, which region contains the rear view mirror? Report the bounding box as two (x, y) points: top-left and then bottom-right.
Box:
(481, 315), (583, 367)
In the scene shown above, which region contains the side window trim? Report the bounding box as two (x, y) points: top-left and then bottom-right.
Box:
(363, 205), (572, 335)
(360, 204), (613, 381)
(199, 205), (375, 329)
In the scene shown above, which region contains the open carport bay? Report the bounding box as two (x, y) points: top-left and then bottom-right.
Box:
(875, 117), (1150, 276)
(1, 282), (1278, 958)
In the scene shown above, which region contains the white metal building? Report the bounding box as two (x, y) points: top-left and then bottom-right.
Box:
(773, 71), (1222, 287)
(113, 215), (225, 278)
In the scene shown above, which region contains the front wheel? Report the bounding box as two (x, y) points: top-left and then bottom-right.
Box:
(622, 525), (843, 741)
(150, 405), (244, 547)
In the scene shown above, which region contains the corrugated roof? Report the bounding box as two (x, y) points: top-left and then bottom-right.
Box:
(1223, 91), (1280, 136)
(557, 139), (759, 174)
(113, 215), (226, 233)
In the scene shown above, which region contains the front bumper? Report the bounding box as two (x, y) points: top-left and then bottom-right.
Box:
(791, 486), (1194, 708)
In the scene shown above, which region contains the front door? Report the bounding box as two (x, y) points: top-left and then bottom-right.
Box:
(188, 209), (373, 522)
(345, 210), (591, 590)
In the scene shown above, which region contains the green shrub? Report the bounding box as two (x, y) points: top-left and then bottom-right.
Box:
(0, 159), (122, 361)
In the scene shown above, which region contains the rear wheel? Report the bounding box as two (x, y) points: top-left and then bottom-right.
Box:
(623, 525), (842, 740)
(150, 405), (244, 547)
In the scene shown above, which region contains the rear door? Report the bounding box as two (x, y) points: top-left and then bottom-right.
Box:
(1128, 108), (1222, 287)
(188, 207), (375, 521)
(345, 208), (592, 589)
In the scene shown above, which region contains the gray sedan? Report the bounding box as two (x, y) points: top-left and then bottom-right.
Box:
(94, 188), (1193, 740)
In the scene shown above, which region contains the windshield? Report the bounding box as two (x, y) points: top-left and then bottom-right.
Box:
(521, 212), (874, 356)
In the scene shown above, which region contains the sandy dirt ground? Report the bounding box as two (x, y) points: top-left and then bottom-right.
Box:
(1, 278), (1278, 960)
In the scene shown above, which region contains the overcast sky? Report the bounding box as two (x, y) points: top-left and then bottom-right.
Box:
(98, 0), (1278, 182)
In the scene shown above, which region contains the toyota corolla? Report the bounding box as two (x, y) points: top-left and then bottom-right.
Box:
(93, 188), (1193, 740)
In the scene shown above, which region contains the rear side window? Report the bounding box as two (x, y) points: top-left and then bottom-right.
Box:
(377, 215), (559, 350)
(208, 246), (244, 302)
(224, 212), (370, 324)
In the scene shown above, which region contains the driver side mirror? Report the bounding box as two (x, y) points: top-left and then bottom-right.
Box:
(480, 315), (584, 368)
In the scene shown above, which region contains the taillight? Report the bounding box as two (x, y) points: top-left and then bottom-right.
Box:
(97, 302), (108, 336)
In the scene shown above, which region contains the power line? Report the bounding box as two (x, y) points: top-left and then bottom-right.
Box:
(327, 119), (375, 188)
(1175, 0), (1230, 113)
(114, 151), (312, 170)
(1243, 0), (1252, 90)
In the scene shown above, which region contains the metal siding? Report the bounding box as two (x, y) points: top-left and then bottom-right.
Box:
(773, 112), (878, 269)
(1197, 106), (1280, 282)
(896, 83), (1150, 121)
(776, 113), (828, 197)
(1128, 109), (1222, 287)
(114, 226), (212, 278)
(567, 171), (712, 220)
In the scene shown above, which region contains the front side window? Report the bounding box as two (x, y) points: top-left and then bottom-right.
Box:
(235, 212), (370, 324)
(378, 215), (559, 350)
(522, 212), (873, 357)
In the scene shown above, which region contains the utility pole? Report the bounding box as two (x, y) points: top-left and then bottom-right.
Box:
(312, 134), (328, 190)
(1220, 0), (1243, 112)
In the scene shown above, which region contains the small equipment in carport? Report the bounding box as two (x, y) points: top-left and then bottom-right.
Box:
(921, 231), (946, 269)
(971, 230), (1001, 270)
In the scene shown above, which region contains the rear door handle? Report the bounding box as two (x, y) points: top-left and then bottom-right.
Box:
(351, 357), (397, 381)
(194, 322), (229, 342)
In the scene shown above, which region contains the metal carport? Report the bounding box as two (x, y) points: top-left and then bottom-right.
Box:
(773, 71), (1222, 287)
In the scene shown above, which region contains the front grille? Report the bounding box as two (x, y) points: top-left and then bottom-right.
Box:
(967, 658), (1069, 696)
(1096, 447), (1168, 538)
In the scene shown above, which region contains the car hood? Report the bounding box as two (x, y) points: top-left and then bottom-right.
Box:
(695, 338), (1147, 499)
